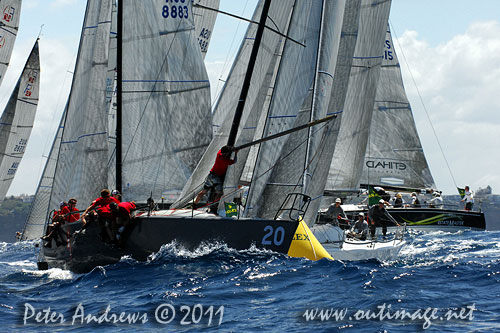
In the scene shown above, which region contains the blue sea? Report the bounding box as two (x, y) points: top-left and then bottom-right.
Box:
(1, 229), (500, 332)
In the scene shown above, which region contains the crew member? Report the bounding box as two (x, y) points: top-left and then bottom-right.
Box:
(82, 188), (120, 225)
(429, 192), (443, 209)
(393, 193), (404, 208)
(348, 212), (368, 240)
(410, 192), (421, 208)
(368, 199), (392, 238)
(109, 201), (136, 243)
(61, 198), (80, 222)
(326, 198), (348, 227)
(195, 145), (238, 214)
(461, 185), (474, 211)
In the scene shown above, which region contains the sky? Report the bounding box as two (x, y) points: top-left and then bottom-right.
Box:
(2, 0), (500, 196)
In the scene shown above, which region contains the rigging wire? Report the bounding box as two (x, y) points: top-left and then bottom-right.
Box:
(389, 20), (459, 191)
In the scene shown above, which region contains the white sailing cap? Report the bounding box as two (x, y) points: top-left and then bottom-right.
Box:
(378, 199), (385, 204)
(335, 198), (341, 203)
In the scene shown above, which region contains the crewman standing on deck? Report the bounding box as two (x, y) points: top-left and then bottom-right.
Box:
(194, 145), (238, 214)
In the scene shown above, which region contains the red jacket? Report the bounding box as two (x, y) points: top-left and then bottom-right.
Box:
(118, 202), (136, 216)
(61, 206), (80, 222)
(210, 150), (235, 176)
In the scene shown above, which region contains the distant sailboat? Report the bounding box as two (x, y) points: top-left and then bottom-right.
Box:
(0, 0), (22, 86)
(0, 39), (39, 202)
(324, 22), (486, 231)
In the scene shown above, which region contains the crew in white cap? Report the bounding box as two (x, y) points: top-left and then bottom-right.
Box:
(326, 198), (347, 226)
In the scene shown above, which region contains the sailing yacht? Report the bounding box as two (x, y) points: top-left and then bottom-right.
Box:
(0, 39), (40, 202)
(31, 0), (330, 273)
(324, 23), (486, 232)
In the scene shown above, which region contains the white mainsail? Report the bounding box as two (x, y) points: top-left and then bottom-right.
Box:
(359, 25), (436, 189)
(0, 0), (22, 86)
(120, 0), (212, 203)
(0, 39), (39, 202)
(326, 0), (392, 192)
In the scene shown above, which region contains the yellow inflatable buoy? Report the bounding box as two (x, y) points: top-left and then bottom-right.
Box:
(288, 218), (333, 261)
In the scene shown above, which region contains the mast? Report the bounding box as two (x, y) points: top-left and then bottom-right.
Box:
(303, 0), (326, 194)
(116, 0), (123, 192)
(226, 0), (272, 147)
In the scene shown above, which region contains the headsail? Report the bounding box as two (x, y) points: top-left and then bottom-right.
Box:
(0, 39), (39, 203)
(50, 0), (113, 208)
(326, 0), (392, 192)
(243, 0), (325, 218)
(21, 108), (65, 241)
(120, 0), (212, 203)
(250, 0), (362, 224)
(0, 0), (22, 86)
(359, 25), (436, 189)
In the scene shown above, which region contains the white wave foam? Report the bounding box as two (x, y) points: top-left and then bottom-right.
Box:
(0, 260), (36, 268)
(23, 267), (75, 280)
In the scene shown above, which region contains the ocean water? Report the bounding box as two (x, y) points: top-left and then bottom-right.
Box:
(1, 229), (500, 332)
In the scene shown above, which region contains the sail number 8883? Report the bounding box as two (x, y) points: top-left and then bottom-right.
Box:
(162, 0), (189, 19)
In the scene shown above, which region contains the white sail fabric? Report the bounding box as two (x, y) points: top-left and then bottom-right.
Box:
(326, 0), (392, 192)
(173, 0), (295, 208)
(0, 0), (22, 85)
(121, 0), (212, 203)
(22, 108), (65, 240)
(249, 0), (357, 222)
(193, 0), (219, 59)
(302, 0), (362, 224)
(0, 40), (39, 202)
(359, 25), (435, 189)
(50, 0), (112, 208)
(244, 0), (324, 218)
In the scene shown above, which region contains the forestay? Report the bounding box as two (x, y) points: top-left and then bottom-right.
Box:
(121, 0), (212, 203)
(359, 25), (436, 189)
(0, 0), (22, 86)
(0, 40), (39, 202)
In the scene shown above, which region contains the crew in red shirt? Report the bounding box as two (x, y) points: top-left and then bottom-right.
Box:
(194, 145), (238, 214)
(108, 201), (136, 243)
(81, 189), (120, 227)
(60, 198), (80, 223)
